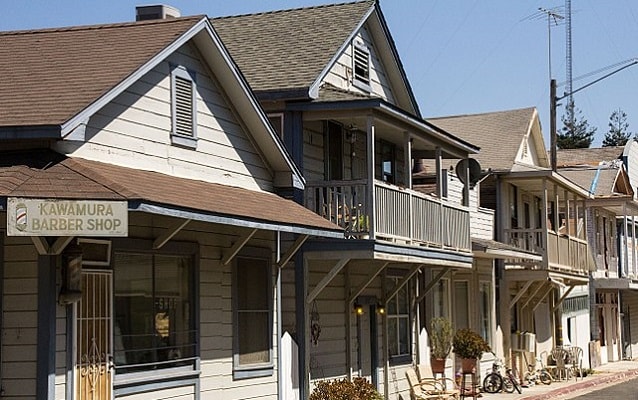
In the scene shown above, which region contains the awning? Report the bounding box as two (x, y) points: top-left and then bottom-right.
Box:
(472, 237), (542, 261)
(0, 150), (343, 238)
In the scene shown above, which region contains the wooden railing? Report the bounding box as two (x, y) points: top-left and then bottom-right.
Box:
(504, 228), (594, 274)
(305, 179), (471, 251)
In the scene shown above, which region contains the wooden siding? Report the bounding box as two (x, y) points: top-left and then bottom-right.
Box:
(117, 384), (195, 400)
(53, 41), (275, 192)
(2, 217), (38, 399)
(323, 26), (396, 103)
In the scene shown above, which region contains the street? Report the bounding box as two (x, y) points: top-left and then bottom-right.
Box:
(571, 376), (638, 399)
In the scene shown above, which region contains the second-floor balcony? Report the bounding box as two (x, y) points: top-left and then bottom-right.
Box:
(305, 179), (471, 252)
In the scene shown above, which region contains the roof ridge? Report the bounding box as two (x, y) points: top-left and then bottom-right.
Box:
(211, 0), (373, 21)
(0, 15), (204, 36)
(428, 106), (536, 121)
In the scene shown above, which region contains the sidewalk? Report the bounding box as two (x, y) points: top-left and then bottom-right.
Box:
(481, 360), (638, 400)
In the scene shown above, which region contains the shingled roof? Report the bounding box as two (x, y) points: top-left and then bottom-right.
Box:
(555, 146), (624, 167)
(0, 151), (342, 235)
(0, 16), (202, 128)
(427, 107), (538, 171)
(211, 1), (374, 95)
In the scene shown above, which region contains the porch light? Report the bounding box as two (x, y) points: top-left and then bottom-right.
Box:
(377, 304), (386, 315)
(354, 303), (365, 315)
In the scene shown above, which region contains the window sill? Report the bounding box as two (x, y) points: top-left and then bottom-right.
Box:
(353, 79), (371, 93)
(171, 133), (198, 149)
(233, 364), (274, 380)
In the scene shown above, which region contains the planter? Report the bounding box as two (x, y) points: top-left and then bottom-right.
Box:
(431, 357), (446, 374)
(461, 358), (477, 373)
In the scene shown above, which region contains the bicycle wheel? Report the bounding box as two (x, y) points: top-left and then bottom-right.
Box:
(482, 373), (503, 393)
(511, 377), (522, 394)
(502, 377), (515, 393)
(539, 370), (552, 385)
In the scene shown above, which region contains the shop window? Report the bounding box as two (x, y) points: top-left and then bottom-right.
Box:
(233, 254), (273, 378)
(386, 275), (410, 361)
(113, 252), (195, 374)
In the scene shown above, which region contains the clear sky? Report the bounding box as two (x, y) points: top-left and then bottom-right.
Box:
(3, 0), (638, 147)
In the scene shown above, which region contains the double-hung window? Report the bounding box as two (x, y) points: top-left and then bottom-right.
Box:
(113, 250), (196, 375)
(170, 65), (197, 148)
(233, 253), (273, 378)
(386, 274), (410, 362)
(479, 281), (493, 347)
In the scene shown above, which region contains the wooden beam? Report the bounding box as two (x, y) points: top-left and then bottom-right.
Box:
(533, 285), (555, 312)
(348, 262), (389, 303)
(552, 285), (576, 312)
(521, 281), (547, 310)
(50, 237), (74, 255)
(277, 235), (308, 268)
(307, 258), (350, 304)
(509, 280), (534, 309)
(384, 264), (423, 304)
(416, 269), (449, 304)
(31, 237), (49, 255)
(153, 219), (191, 249)
(222, 228), (258, 265)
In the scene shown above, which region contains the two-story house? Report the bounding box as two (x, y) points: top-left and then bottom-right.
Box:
(212, 1), (481, 398)
(557, 147), (638, 365)
(429, 107), (596, 373)
(0, 10), (342, 400)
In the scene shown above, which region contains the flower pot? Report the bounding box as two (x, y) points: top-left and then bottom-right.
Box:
(461, 358), (477, 373)
(431, 357), (446, 373)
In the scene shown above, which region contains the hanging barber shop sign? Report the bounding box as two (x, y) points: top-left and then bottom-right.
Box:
(7, 198), (128, 236)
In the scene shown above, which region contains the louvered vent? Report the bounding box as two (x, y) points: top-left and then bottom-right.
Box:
(353, 45), (370, 87)
(174, 75), (193, 136)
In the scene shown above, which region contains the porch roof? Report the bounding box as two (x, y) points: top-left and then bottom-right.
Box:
(472, 238), (542, 262)
(0, 150), (343, 238)
(593, 278), (638, 290)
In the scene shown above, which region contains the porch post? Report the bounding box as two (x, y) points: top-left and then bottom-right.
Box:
(367, 116), (376, 238)
(541, 178), (549, 269)
(633, 214), (637, 275)
(435, 146), (442, 198)
(36, 254), (56, 400)
(624, 203), (629, 277)
(404, 131), (412, 189)
(296, 253), (309, 399)
(564, 189), (570, 235)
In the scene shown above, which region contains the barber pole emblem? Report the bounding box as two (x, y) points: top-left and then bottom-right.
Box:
(15, 203), (27, 231)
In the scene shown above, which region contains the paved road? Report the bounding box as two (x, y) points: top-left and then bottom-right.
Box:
(571, 375), (638, 399)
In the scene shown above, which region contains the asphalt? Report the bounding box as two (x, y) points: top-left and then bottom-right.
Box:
(479, 360), (638, 400)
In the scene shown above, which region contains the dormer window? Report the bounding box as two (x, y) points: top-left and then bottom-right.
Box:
(171, 65), (197, 148)
(352, 41), (371, 92)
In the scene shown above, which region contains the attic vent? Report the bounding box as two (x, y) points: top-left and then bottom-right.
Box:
(136, 5), (181, 21)
(352, 42), (371, 91)
(171, 66), (197, 148)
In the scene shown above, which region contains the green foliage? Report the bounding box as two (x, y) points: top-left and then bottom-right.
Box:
(452, 328), (491, 360)
(430, 317), (453, 359)
(557, 100), (596, 149)
(309, 378), (383, 400)
(603, 108), (633, 147)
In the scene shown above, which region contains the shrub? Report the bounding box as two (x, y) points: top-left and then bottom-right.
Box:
(430, 317), (453, 359)
(452, 328), (491, 359)
(309, 377), (383, 400)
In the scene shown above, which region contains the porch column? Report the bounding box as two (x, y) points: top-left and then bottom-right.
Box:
(404, 131), (412, 189)
(624, 203), (629, 277)
(366, 115), (376, 238)
(633, 214), (637, 276)
(36, 254), (57, 400)
(564, 189), (570, 235)
(541, 178), (549, 269)
(435, 146), (442, 198)
(296, 254), (309, 400)
(553, 183), (559, 233)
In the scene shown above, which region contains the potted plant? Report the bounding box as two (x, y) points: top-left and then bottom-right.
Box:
(452, 328), (491, 373)
(429, 317), (453, 373)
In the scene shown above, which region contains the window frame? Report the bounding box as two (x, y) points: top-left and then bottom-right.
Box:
(478, 280), (493, 348)
(352, 40), (371, 92)
(110, 239), (199, 387)
(385, 271), (411, 364)
(267, 113), (285, 141)
(380, 140), (396, 184)
(232, 248), (274, 379)
(170, 65), (198, 149)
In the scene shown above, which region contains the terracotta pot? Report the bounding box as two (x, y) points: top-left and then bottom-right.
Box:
(461, 358), (477, 373)
(431, 357), (446, 373)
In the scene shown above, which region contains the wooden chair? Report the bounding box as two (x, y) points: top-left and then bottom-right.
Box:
(405, 368), (455, 400)
(417, 364), (460, 399)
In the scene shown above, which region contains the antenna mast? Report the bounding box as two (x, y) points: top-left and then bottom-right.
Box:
(537, 7), (565, 80)
(565, 0), (573, 125)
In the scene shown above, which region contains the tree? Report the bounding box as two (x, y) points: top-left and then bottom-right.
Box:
(602, 108), (632, 147)
(556, 100), (596, 149)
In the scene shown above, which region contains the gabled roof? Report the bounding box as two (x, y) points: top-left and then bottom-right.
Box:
(555, 146), (624, 167)
(0, 16), (202, 128)
(211, 1), (419, 114)
(212, 1), (373, 96)
(0, 150), (342, 237)
(427, 107), (543, 171)
(559, 168), (623, 197)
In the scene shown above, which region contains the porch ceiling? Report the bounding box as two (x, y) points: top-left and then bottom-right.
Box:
(500, 170), (593, 200)
(472, 237), (542, 261)
(503, 268), (589, 286)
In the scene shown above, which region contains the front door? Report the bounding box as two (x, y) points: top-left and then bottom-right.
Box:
(357, 305), (378, 387)
(76, 270), (113, 399)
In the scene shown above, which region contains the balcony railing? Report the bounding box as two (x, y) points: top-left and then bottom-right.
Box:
(305, 179), (471, 252)
(504, 228), (594, 274)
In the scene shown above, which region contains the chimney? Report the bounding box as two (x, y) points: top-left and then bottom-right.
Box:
(136, 5), (181, 21)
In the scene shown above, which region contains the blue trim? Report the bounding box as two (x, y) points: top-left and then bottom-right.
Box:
(0, 125), (60, 140)
(590, 166), (603, 194)
(36, 255), (56, 400)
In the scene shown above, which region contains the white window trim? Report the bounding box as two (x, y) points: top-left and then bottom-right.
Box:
(170, 65), (198, 148)
(352, 41), (371, 92)
(267, 113), (285, 140)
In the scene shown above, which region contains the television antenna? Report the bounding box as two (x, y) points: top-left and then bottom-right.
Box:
(524, 6), (565, 80)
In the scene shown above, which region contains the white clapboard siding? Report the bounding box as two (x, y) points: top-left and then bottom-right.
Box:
(2, 232), (39, 399)
(117, 384), (195, 400)
(471, 207), (495, 240)
(55, 41), (275, 192)
(324, 26), (396, 104)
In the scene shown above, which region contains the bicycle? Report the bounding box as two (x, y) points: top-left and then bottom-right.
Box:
(482, 355), (522, 394)
(523, 357), (552, 386)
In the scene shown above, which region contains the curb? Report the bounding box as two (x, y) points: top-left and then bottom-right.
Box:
(518, 368), (638, 400)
